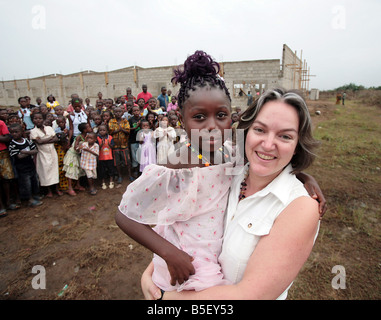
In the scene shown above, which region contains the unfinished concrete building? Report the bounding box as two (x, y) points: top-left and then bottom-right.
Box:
(0, 44), (314, 109)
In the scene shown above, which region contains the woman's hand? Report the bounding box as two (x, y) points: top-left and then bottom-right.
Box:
(141, 262), (162, 300)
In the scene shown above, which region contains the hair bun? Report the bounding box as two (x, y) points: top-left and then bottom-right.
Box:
(172, 50), (220, 84)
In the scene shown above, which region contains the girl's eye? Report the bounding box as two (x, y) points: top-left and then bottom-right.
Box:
(193, 114), (206, 120)
(217, 112), (228, 119)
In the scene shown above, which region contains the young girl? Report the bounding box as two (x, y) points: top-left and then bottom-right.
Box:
(115, 51), (325, 293)
(68, 98), (89, 140)
(137, 119), (156, 173)
(79, 132), (99, 195)
(101, 110), (112, 126)
(54, 115), (70, 193)
(154, 116), (176, 164)
(97, 124), (116, 189)
(62, 122), (92, 196)
(46, 95), (60, 114)
(29, 112), (62, 197)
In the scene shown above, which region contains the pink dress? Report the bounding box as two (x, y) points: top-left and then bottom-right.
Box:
(118, 162), (234, 291)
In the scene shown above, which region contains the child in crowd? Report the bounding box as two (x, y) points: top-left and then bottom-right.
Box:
(108, 107), (131, 184)
(29, 112), (62, 198)
(68, 98), (89, 140)
(137, 119), (156, 173)
(154, 116), (176, 164)
(167, 95), (178, 112)
(128, 106), (141, 180)
(101, 110), (112, 126)
(8, 124), (42, 207)
(79, 132), (99, 195)
(0, 118), (16, 217)
(92, 114), (102, 133)
(46, 95), (60, 114)
(97, 124), (116, 189)
(136, 98), (145, 116)
(18, 97), (34, 130)
(145, 112), (157, 130)
(54, 115), (70, 193)
(62, 123), (92, 196)
(143, 97), (164, 117)
(96, 100), (105, 115)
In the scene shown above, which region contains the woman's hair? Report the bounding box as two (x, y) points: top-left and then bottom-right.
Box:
(238, 87), (319, 173)
(171, 50), (231, 110)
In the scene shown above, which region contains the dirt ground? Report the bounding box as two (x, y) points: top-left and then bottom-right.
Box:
(0, 98), (380, 300)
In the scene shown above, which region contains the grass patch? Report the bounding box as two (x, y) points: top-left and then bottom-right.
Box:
(289, 100), (381, 300)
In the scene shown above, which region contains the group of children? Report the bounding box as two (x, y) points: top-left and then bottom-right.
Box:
(0, 92), (241, 216)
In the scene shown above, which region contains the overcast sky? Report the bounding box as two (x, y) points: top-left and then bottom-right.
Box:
(0, 0), (380, 90)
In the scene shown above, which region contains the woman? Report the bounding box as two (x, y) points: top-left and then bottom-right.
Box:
(142, 88), (323, 300)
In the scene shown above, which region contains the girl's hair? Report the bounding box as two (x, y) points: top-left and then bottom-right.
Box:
(140, 119), (150, 127)
(78, 122), (89, 133)
(171, 50), (231, 110)
(98, 124), (108, 132)
(238, 87), (320, 173)
(47, 95), (56, 101)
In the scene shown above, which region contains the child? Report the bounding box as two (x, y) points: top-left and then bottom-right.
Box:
(79, 132), (99, 195)
(116, 51), (327, 294)
(108, 107), (131, 184)
(54, 116), (70, 193)
(29, 112), (62, 198)
(97, 124), (116, 189)
(143, 97), (164, 117)
(128, 106), (141, 180)
(68, 98), (89, 140)
(62, 122), (92, 196)
(0, 118), (15, 217)
(92, 114), (102, 133)
(136, 119), (156, 174)
(154, 116), (176, 164)
(8, 124), (42, 207)
(101, 110), (112, 126)
(145, 112), (157, 131)
(18, 97), (34, 130)
(46, 95), (60, 114)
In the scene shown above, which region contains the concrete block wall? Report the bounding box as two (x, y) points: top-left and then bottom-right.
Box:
(0, 44), (305, 109)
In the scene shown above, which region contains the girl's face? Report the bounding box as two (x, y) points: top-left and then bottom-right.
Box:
(138, 99), (145, 108)
(86, 134), (96, 145)
(98, 126), (107, 136)
(73, 103), (82, 113)
(0, 110), (7, 121)
(10, 127), (23, 141)
(55, 107), (64, 116)
(141, 122), (150, 130)
(56, 118), (66, 129)
(147, 114), (155, 122)
(148, 99), (156, 109)
(102, 113), (111, 123)
(160, 117), (168, 128)
(94, 116), (102, 125)
(114, 108), (123, 119)
(182, 87), (231, 153)
(32, 114), (44, 127)
(245, 100), (299, 182)
(40, 106), (48, 114)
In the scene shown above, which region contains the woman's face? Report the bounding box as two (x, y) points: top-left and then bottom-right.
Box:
(182, 87), (231, 153)
(245, 100), (299, 181)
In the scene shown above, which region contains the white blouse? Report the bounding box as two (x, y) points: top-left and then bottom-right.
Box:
(219, 163), (320, 300)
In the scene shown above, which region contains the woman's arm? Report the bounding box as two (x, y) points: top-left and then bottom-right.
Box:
(115, 211), (195, 285)
(161, 196), (320, 300)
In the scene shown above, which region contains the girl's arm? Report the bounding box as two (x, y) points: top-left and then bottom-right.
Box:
(296, 172), (327, 216)
(115, 211), (195, 286)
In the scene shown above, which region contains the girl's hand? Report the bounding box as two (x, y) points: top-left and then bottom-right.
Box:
(164, 248), (195, 286)
(303, 177), (327, 218)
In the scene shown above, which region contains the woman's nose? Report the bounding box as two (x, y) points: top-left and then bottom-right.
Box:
(262, 133), (276, 150)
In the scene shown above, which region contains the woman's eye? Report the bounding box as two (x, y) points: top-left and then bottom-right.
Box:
(253, 127), (264, 133)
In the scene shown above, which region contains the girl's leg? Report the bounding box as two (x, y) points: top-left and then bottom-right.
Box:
(67, 178), (77, 196)
(46, 186), (53, 198)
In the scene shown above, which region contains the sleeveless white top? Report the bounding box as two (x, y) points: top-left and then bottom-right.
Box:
(219, 163), (320, 300)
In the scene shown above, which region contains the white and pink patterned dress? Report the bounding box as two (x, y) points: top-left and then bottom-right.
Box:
(118, 162), (233, 291)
